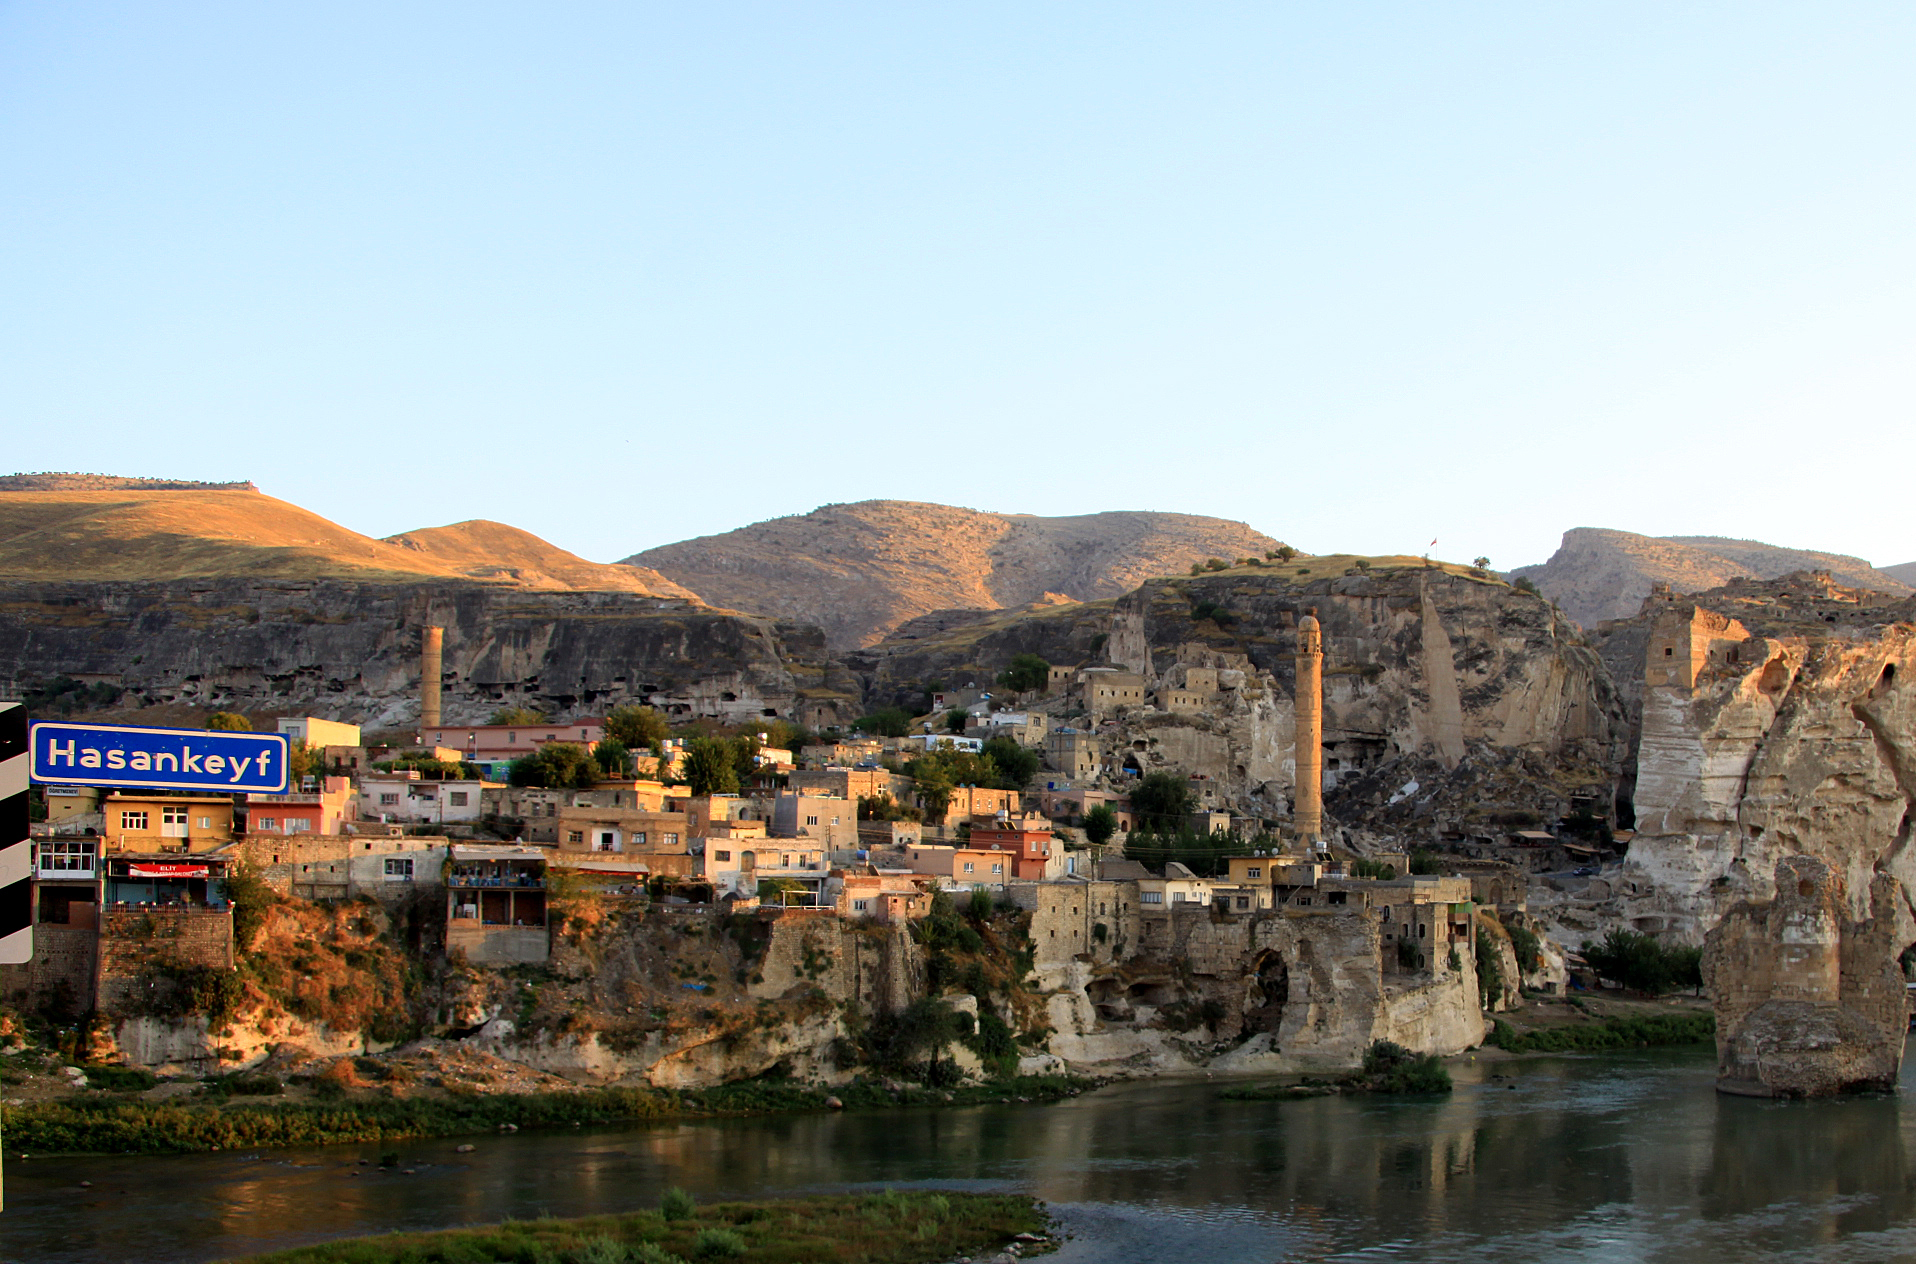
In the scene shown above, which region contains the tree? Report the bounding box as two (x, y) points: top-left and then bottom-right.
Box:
(1274, 544), (1298, 562)
(945, 707), (969, 735)
(750, 716), (800, 750)
(855, 707), (913, 738)
(1128, 771), (1195, 830)
(603, 704), (669, 748)
(1513, 576), (1541, 596)
(507, 741), (598, 789)
(1082, 804), (1119, 848)
(981, 736), (1039, 789)
(205, 712), (251, 731)
(489, 706), (546, 726)
(1204, 557), (1229, 572)
(680, 736), (740, 797)
(997, 653), (1050, 694)
(593, 737), (634, 778)
(1472, 556), (1491, 571)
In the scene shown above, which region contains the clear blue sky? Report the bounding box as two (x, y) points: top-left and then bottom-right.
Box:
(4, 3), (1913, 569)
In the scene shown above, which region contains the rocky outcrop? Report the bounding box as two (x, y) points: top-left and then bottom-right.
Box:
(1600, 574), (1916, 939)
(0, 579), (857, 732)
(865, 560), (1625, 843)
(1702, 856), (1913, 1097)
(1511, 528), (1909, 629)
(624, 500), (1284, 650)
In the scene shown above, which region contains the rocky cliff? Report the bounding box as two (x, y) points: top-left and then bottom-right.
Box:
(0, 578), (856, 732)
(1584, 574), (1916, 943)
(862, 555), (1625, 842)
(623, 500), (1285, 650)
(1511, 528), (1909, 629)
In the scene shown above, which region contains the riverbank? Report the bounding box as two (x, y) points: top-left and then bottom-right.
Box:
(1482, 991), (1714, 1055)
(224, 1191), (1053, 1264)
(3, 1074), (1093, 1157)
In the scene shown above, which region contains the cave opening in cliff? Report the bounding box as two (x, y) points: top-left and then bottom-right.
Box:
(1245, 950), (1289, 1034)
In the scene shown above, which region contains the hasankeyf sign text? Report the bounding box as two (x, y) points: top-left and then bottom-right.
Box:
(28, 722), (290, 793)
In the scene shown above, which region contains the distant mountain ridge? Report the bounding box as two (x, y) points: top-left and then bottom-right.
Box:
(622, 499), (1284, 649)
(1511, 528), (1912, 627)
(0, 483), (694, 596)
(1885, 560), (1916, 586)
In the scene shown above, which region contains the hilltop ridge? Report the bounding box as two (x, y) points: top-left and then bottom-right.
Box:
(1510, 527), (1911, 627)
(622, 499), (1285, 649)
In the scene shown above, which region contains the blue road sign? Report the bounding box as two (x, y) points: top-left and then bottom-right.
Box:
(28, 722), (290, 793)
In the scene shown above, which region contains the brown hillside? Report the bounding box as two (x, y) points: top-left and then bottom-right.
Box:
(623, 499), (1284, 648)
(1885, 560), (1916, 587)
(382, 520), (701, 597)
(1510, 527), (1912, 627)
(0, 488), (693, 597)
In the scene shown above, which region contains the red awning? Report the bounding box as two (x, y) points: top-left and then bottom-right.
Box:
(127, 864), (210, 878)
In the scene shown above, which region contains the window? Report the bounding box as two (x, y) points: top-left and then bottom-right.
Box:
(121, 811), (148, 831)
(633, 832), (648, 847)
(1236, 896), (1250, 909)
(662, 833), (678, 847)
(288, 820), (310, 833)
(1142, 891), (1163, 904)
(806, 815), (819, 827)
(384, 857), (415, 881)
(1418, 924), (1428, 938)
(596, 832), (618, 852)
(853, 899), (868, 912)
(379, 793), (399, 806)
(256, 817), (277, 831)
(991, 863), (1003, 874)
(198, 816), (213, 829)
(509, 732), (517, 742)
(163, 807), (187, 826)
(449, 792), (468, 807)
(1665, 647), (1674, 656)
(1247, 866), (1261, 879)
(714, 850), (731, 862)
(962, 862), (975, 874)
(567, 831), (585, 844)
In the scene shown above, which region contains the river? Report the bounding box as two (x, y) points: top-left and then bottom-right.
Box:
(5, 1048), (1916, 1263)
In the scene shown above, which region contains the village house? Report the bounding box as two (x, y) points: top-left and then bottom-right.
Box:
(787, 767), (896, 803)
(41, 785), (103, 828)
(102, 793), (234, 854)
(446, 845), (549, 965)
(902, 843), (1019, 888)
(798, 738), (883, 768)
(707, 837), (829, 903)
(966, 813), (1061, 880)
(1043, 729), (1102, 779)
(555, 804), (694, 857)
(245, 775), (354, 836)
(416, 719), (604, 765)
(770, 790), (859, 848)
(1081, 668), (1147, 717)
(275, 716), (362, 749)
(924, 784), (1021, 829)
(832, 869), (933, 921)
(1136, 861), (1215, 911)
(357, 772), (492, 825)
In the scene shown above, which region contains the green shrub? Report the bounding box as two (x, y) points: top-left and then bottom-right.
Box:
(1580, 929), (1703, 994)
(1507, 923), (1544, 973)
(82, 1065), (157, 1092)
(660, 1187), (697, 1222)
(1489, 1012), (1714, 1053)
(691, 1227), (745, 1259)
(1360, 1040), (1452, 1093)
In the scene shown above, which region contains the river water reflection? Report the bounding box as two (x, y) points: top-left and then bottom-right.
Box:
(6, 1048), (1916, 1263)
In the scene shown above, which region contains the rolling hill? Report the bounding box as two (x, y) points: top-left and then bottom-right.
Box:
(621, 499), (1285, 649)
(1511, 528), (1912, 627)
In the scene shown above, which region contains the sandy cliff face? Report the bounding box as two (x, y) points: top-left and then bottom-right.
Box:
(1601, 577), (1916, 941)
(0, 579), (852, 731)
(1511, 528), (1909, 629)
(624, 500), (1283, 650)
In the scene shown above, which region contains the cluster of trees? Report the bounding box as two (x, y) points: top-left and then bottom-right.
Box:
(857, 793), (922, 822)
(1580, 928), (1703, 995)
(1122, 829), (1281, 877)
(903, 737), (1041, 818)
(854, 706), (913, 737)
(996, 653), (1049, 694)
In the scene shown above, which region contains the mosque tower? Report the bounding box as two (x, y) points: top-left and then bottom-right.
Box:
(1294, 608), (1324, 846)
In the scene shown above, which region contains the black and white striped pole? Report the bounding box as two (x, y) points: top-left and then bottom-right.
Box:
(0, 702), (25, 1212)
(0, 703), (32, 965)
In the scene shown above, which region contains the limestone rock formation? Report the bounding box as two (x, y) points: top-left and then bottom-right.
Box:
(0, 579), (854, 733)
(1600, 573), (1916, 939)
(860, 557), (1624, 843)
(622, 500), (1284, 650)
(1702, 856), (1913, 1097)
(1511, 528), (1909, 629)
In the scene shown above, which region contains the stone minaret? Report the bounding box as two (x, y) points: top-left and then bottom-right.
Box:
(420, 626), (444, 729)
(1294, 609), (1323, 845)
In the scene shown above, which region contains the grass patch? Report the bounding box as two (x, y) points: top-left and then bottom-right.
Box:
(4, 1074), (1093, 1156)
(220, 1191), (1050, 1263)
(1488, 1011), (1714, 1054)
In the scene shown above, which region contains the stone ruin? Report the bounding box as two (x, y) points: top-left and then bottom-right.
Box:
(1701, 856), (1914, 1097)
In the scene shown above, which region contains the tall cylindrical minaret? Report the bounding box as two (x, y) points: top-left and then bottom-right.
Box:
(1294, 609), (1323, 845)
(420, 626), (444, 730)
